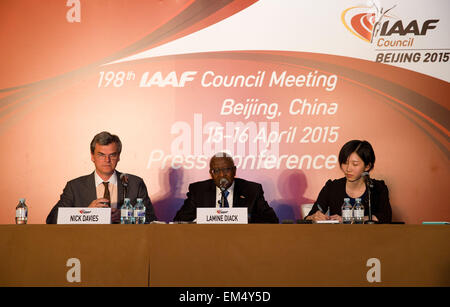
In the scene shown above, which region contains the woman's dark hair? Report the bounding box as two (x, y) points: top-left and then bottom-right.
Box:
(338, 140), (375, 171)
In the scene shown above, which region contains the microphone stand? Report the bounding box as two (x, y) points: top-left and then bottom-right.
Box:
(365, 178), (375, 224)
(220, 188), (226, 208)
(114, 174), (128, 224)
(123, 185), (128, 202)
(120, 174), (129, 204)
(218, 178), (228, 208)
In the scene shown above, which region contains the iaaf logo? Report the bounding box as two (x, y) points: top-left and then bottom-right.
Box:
(341, 1), (439, 46)
(79, 209), (92, 214)
(216, 210), (229, 214)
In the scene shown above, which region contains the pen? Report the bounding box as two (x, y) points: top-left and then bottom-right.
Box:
(317, 204), (330, 218)
(317, 204), (325, 213)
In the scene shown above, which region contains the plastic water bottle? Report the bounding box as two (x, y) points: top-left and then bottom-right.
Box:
(15, 198), (28, 224)
(120, 198), (133, 224)
(353, 198), (365, 224)
(341, 198), (353, 224)
(134, 198), (146, 224)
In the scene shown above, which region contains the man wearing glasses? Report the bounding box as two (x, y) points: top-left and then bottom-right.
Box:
(46, 131), (157, 224)
(174, 152), (279, 223)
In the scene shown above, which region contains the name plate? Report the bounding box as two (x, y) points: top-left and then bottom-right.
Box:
(57, 208), (111, 224)
(196, 208), (248, 224)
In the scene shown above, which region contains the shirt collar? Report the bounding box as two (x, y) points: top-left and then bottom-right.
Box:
(216, 180), (235, 194)
(94, 170), (117, 186)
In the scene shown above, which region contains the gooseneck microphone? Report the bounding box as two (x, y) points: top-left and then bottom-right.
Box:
(362, 171), (374, 188)
(219, 178), (229, 191)
(120, 173), (129, 201)
(218, 178), (229, 208)
(362, 172), (375, 224)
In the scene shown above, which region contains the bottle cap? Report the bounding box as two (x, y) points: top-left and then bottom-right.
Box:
(19, 198), (25, 203)
(136, 198), (143, 202)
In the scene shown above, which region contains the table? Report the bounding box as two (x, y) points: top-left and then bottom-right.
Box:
(0, 224), (448, 286)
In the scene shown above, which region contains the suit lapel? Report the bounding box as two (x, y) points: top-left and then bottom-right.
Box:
(206, 180), (217, 207)
(116, 171), (124, 206)
(232, 178), (246, 208)
(85, 172), (97, 204)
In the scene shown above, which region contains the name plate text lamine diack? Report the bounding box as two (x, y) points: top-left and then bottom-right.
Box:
(196, 208), (248, 224)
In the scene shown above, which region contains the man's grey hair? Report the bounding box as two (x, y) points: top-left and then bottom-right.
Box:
(90, 131), (122, 154)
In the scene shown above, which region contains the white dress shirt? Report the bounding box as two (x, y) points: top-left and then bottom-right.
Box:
(215, 181), (234, 208)
(94, 171), (118, 208)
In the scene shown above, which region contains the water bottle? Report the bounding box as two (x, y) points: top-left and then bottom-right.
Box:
(353, 198), (365, 224)
(341, 198), (353, 224)
(15, 198), (28, 224)
(120, 198), (133, 224)
(134, 198), (146, 224)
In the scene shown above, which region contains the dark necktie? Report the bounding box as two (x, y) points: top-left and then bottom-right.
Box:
(102, 182), (110, 204)
(221, 190), (230, 208)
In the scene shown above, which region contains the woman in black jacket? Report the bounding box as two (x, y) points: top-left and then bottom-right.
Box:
(306, 140), (392, 223)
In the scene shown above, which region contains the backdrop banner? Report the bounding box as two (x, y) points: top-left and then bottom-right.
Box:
(0, 0), (448, 224)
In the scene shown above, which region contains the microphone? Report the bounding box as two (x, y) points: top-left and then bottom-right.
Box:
(219, 178), (229, 191)
(361, 172), (375, 224)
(120, 173), (129, 186)
(218, 178), (229, 208)
(361, 171), (374, 188)
(120, 173), (129, 200)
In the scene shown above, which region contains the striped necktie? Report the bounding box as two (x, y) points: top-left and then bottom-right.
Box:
(102, 182), (110, 204)
(221, 190), (230, 208)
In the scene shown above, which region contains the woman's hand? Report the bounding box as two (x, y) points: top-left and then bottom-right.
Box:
(329, 214), (342, 223)
(306, 211), (330, 221)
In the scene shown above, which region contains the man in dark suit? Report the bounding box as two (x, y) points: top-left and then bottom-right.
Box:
(174, 153), (279, 223)
(46, 131), (157, 224)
